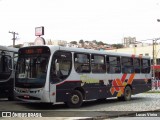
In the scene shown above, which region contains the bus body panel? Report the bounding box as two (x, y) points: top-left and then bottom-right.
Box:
(54, 73), (151, 102)
(15, 45), (152, 105)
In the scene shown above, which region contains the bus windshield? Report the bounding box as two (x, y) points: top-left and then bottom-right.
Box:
(16, 54), (50, 88)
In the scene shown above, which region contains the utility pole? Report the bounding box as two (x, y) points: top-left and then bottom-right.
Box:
(9, 31), (18, 47)
(152, 38), (160, 78)
(153, 39), (155, 78)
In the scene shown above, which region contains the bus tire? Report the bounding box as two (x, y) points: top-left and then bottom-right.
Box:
(8, 96), (14, 101)
(123, 86), (132, 101)
(117, 96), (123, 101)
(67, 90), (83, 108)
(8, 89), (15, 101)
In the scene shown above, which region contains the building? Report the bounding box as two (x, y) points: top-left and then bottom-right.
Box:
(123, 37), (136, 47)
(46, 39), (67, 46)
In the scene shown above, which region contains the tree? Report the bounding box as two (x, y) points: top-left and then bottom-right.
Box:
(70, 41), (77, 45)
(79, 39), (84, 44)
(92, 40), (97, 44)
(97, 41), (104, 45)
(79, 39), (84, 47)
(14, 44), (22, 48)
(85, 41), (89, 43)
(112, 44), (124, 49)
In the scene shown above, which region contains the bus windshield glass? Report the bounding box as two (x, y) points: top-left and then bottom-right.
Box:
(16, 47), (50, 88)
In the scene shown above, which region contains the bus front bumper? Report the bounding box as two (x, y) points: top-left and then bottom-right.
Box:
(14, 87), (50, 103)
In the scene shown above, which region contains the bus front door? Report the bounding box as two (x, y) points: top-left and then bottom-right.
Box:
(49, 82), (56, 103)
(49, 59), (60, 104)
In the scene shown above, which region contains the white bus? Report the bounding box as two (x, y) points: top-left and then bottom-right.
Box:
(0, 45), (18, 100)
(15, 45), (151, 107)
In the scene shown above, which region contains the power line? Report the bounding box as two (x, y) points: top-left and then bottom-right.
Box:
(136, 37), (160, 42)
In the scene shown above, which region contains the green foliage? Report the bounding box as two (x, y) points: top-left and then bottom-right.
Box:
(112, 44), (124, 48)
(79, 39), (84, 44)
(97, 41), (104, 45)
(70, 41), (77, 45)
(14, 44), (22, 48)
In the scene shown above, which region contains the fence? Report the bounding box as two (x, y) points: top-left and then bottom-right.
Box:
(152, 78), (160, 91)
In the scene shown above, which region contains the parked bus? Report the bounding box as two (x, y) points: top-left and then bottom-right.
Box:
(0, 45), (18, 100)
(15, 45), (151, 107)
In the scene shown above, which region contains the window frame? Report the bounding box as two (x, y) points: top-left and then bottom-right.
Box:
(121, 57), (134, 74)
(141, 58), (150, 73)
(133, 58), (141, 73)
(74, 52), (90, 73)
(91, 54), (106, 73)
(106, 55), (121, 74)
(50, 50), (72, 83)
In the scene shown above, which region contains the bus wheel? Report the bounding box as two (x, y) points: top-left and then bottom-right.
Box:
(8, 89), (15, 101)
(117, 96), (123, 101)
(67, 90), (83, 108)
(8, 96), (14, 101)
(123, 86), (132, 101)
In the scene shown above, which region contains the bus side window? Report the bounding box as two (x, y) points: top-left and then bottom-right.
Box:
(134, 58), (140, 73)
(141, 59), (150, 73)
(50, 51), (72, 83)
(107, 56), (121, 74)
(74, 53), (90, 73)
(91, 54), (106, 73)
(122, 57), (134, 73)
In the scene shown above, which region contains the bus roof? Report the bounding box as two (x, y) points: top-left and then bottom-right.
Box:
(0, 45), (18, 52)
(20, 45), (150, 59)
(48, 45), (150, 59)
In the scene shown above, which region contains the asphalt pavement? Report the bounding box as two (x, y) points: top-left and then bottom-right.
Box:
(1, 93), (160, 119)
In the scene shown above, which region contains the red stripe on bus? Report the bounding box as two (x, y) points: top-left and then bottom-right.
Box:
(56, 80), (81, 86)
(127, 73), (135, 84)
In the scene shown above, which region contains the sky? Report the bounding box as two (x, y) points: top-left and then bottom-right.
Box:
(0, 0), (160, 46)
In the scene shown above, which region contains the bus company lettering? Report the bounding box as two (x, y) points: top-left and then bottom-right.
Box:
(110, 73), (135, 97)
(80, 75), (99, 86)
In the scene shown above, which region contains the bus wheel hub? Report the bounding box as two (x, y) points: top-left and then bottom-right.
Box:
(71, 95), (79, 104)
